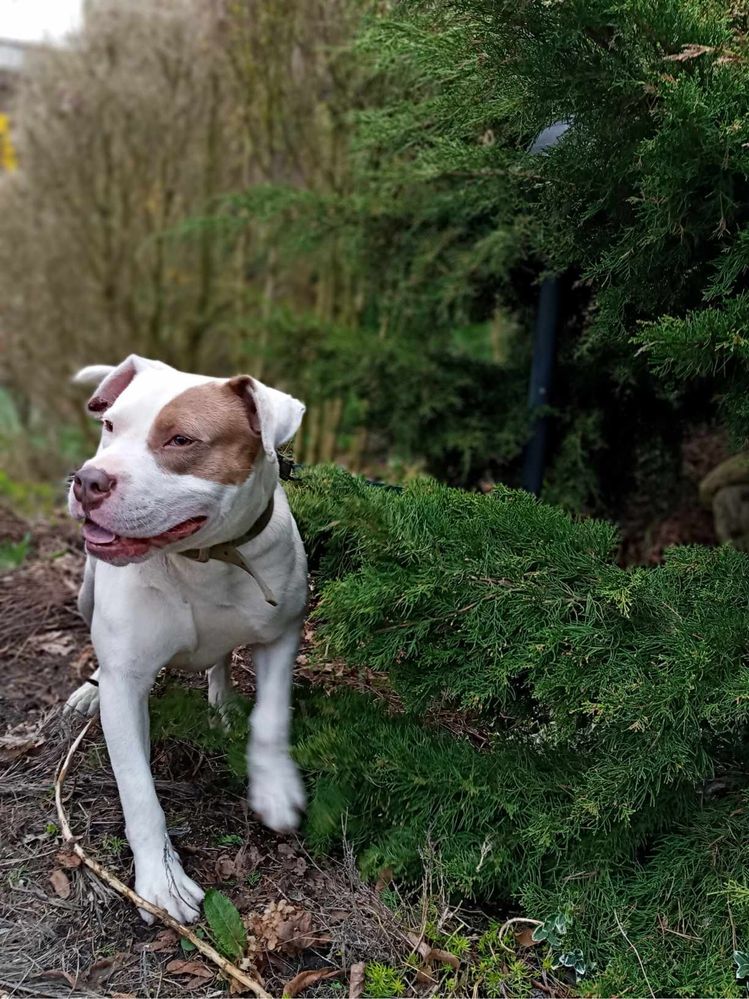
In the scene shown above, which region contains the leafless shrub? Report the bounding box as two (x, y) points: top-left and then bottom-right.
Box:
(0, 0), (364, 478)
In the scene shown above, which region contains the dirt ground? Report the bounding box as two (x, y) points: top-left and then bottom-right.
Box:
(0, 511), (462, 999)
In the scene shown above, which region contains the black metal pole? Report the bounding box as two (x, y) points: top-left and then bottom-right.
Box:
(521, 276), (560, 495)
(520, 120), (571, 496)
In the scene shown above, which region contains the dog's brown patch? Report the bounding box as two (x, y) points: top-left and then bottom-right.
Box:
(147, 381), (260, 484)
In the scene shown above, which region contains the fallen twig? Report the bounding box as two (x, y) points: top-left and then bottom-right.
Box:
(613, 909), (655, 999)
(54, 718), (270, 998)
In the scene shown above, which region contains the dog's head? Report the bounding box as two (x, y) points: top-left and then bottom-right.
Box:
(68, 355), (304, 565)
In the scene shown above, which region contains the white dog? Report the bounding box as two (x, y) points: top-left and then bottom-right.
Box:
(65, 354), (308, 924)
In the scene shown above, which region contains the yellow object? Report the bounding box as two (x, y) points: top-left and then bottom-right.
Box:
(0, 114), (18, 172)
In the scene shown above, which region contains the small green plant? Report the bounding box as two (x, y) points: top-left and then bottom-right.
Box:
(442, 933), (471, 958)
(475, 923), (538, 998)
(245, 871), (261, 888)
(101, 835), (128, 856)
(45, 821), (59, 837)
(217, 833), (244, 847)
(475, 947), (535, 999)
(204, 888), (246, 960)
(0, 533), (31, 574)
(364, 962), (405, 998)
(181, 928), (206, 954)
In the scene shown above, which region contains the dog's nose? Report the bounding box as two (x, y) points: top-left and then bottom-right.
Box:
(73, 466), (116, 510)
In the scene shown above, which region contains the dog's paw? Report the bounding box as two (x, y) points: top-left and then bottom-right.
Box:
(134, 855), (204, 925)
(249, 752), (306, 833)
(64, 681), (100, 718)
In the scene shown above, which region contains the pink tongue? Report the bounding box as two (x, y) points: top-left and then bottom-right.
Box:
(83, 522), (118, 544)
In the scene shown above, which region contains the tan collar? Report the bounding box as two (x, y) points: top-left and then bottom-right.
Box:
(179, 495), (277, 605)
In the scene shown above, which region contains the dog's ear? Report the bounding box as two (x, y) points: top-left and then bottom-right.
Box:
(72, 364), (117, 387)
(73, 355), (165, 414)
(228, 375), (305, 459)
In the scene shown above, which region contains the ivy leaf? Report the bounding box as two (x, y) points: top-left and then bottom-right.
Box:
(734, 950), (749, 980)
(204, 889), (246, 959)
(557, 949), (586, 977)
(532, 913), (567, 948)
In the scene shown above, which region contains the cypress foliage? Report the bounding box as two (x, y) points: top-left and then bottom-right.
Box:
(289, 465), (749, 995)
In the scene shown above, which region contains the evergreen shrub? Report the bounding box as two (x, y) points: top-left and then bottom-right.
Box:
(288, 465), (749, 995)
(238, 0), (749, 509)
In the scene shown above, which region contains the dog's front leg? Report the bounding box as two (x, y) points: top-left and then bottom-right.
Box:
(248, 623), (306, 832)
(98, 663), (204, 923)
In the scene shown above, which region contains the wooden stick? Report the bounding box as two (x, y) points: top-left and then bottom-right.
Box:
(54, 718), (270, 998)
(613, 910), (655, 999)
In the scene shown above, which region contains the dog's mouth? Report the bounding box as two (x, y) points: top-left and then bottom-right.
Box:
(82, 516), (207, 562)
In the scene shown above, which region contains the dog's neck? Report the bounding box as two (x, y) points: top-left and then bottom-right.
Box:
(227, 454), (280, 545)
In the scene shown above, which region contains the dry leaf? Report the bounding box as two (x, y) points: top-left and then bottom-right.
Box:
(184, 975), (215, 990)
(0, 719), (45, 760)
(415, 965), (437, 985)
(71, 644), (95, 680)
(406, 932), (431, 962)
(349, 961), (366, 999)
(86, 955), (126, 987)
(664, 43), (714, 61)
(292, 856), (308, 876)
(215, 853), (237, 880)
(251, 901), (330, 955)
(232, 843), (258, 879)
(134, 929), (178, 953)
(406, 933), (459, 969)
(429, 947), (460, 970)
(515, 926), (541, 948)
(54, 849), (82, 869)
(283, 968), (340, 997)
(165, 959), (214, 980)
(30, 629), (77, 657)
(49, 869), (71, 899)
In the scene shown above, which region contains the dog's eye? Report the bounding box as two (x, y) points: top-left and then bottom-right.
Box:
(103, 420), (113, 433)
(166, 434), (194, 447)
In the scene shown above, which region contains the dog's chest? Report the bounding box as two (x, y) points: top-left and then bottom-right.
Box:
(170, 583), (275, 668)
(167, 553), (304, 668)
